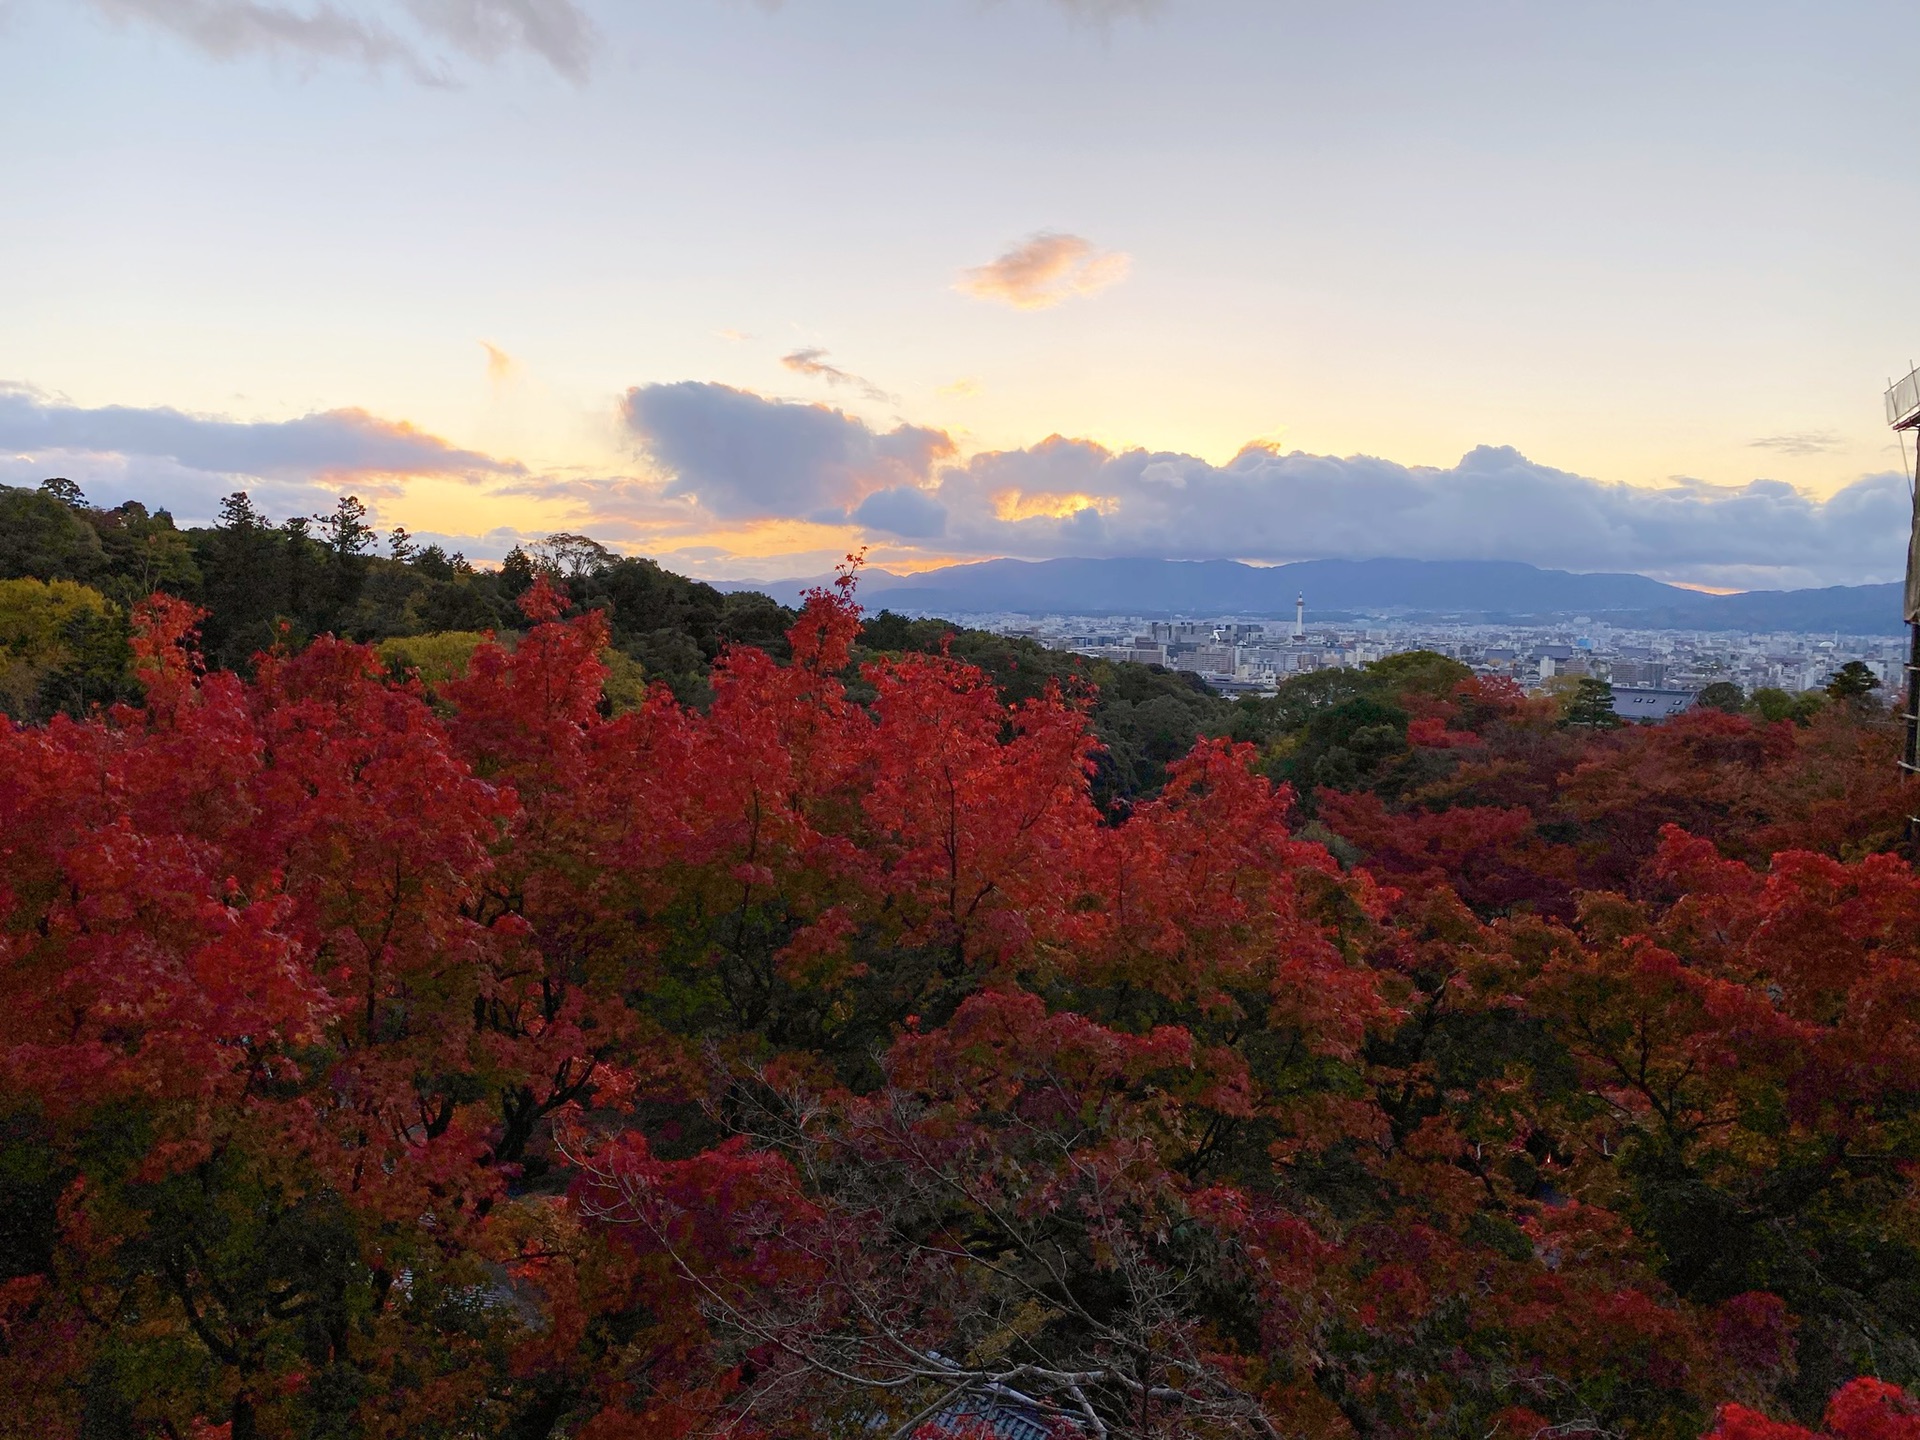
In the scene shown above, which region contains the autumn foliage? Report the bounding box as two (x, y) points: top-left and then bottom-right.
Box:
(2, 571), (1918, 1439)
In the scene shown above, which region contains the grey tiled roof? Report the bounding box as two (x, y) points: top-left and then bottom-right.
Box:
(929, 1395), (1075, 1439)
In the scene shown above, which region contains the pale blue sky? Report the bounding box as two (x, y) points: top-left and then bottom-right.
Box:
(2, 0), (1915, 585)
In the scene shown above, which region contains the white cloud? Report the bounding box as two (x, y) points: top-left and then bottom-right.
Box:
(79, 0), (595, 82)
(3, 380), (1900, 591)
(0, 384), (524, 480)
(851, 484), (946, 539)
(0, 384), (526, 524)
(956, 232), (1131, 310)
(621, 381), (952, 521)
(402, 0), (591, 79)
(0, 449), (352, 526)
(611, 384), (1908, 589)
(920, 441), (1909, 590)
(79, 0), (1143, 81)
(1748, 431), (1843, 457)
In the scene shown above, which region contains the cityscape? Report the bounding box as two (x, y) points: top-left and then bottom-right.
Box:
(911, 595), (1903, 711)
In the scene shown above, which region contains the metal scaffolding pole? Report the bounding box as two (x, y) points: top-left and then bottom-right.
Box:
(1906, 620), (1920, 780)
(1888, 367), (1920, 845)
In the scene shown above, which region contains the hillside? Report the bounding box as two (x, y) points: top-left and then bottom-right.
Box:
(0, 481), (1236, 800)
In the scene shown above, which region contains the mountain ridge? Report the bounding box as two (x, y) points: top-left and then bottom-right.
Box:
(713, 557), (1904, 634)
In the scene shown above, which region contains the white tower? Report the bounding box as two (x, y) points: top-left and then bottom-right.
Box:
(1293, 593), (1305, 641)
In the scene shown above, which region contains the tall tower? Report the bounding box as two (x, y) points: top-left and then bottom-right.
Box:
(1293, 593), (1306, 641)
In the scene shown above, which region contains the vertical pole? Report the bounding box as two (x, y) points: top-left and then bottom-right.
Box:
(1907, 615), (1920, 858)
(1907, 618), (1920, 784)
(1902, 401), (1920, 852)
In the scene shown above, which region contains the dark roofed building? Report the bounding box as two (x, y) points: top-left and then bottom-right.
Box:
(929, 1385), (1082, 1438)
(929, 1402), (1063, 1439)
(1609, 686), (1697, 723)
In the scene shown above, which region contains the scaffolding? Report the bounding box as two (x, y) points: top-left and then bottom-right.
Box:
(1890, 366), (1920, 827)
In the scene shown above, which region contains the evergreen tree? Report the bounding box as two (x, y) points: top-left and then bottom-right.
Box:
(1563, 675), (1623, 727)
(196, 492), (288, 669)
(1826, 660), (1882, 702)
(498, 544), (536, 600)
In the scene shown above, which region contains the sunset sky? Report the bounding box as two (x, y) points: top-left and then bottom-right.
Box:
(4, 0), (1917, 589)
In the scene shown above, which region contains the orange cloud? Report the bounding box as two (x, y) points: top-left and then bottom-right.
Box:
(780, 347), (892, 403)
(990, 488), (1117, 521)
(956, 232), (1130, 310)
(480, 341), (518, 382)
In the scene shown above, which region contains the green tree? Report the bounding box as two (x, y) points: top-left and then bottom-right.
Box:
(1562, 675), (1623, 728)
(1825, 660), (1882, 703)
(315, 495), (375, 631)
(718, 588), (794, 655)
(1268, 692), (1411, 798)
(195, 493), (289, 670)
(0, 485), (106, 581)
(1365, 648), (1472, 700)
(0, 578), (129, 719)
(280, 514), (326, 636)
(1749, 686), (1827, 725)
(1696, 680), (1744, 713)
(318, 493), (374, 558)
(498, 545), (536, 601)
(377, 630), (492, 687)
(37, 476), (85, 508)
(532, 531), (614, 580)
(1228, 667), (1375, 744)
(90, 501), (201, 605)
(412, 573), (505, 632)
(410, 543), (467, 580)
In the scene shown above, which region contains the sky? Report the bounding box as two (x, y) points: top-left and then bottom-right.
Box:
(3, 0), (1918, 590)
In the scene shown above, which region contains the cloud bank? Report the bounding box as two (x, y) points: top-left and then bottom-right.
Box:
(79, 0), (1152, 82)
(0, 384), (524, 522)
(81, 0), (595, 82)
(622, 381), (952, 521)
(619, 382), (1908, 591)
(0, 386), (521, 481)
(0, 379), (1899, 592)
(957, 232), (1131, 310)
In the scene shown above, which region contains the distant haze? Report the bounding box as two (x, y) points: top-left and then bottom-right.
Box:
(719, 557), (1907, 635)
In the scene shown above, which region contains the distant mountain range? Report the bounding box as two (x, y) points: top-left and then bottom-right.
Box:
(715, 557), (1906, 635)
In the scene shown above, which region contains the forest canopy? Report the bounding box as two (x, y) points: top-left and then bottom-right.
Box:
(0, 479), (1917, 1440)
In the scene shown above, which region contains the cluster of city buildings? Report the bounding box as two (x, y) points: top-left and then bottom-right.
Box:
(931, 594), (1905, 716)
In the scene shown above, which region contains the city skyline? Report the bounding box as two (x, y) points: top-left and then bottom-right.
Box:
(6, 0), (1917, 590)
